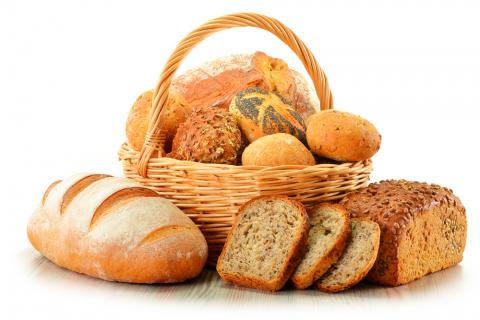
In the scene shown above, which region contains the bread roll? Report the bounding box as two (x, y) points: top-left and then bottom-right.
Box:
(27, 173), (208, 283)
(340, 180), (467, 286)
(125, 52), (319, 152)
(125, 89), (189, 153)
(168, 107), (242, 164)
(242, 133), (315, 166)
(306, 110), (381, 162)
(230, 87), (307, 143)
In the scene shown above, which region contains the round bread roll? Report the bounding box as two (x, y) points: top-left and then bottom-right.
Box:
(242, 133), (315, 166)
(229, 87), (307, 143)
(306, 110), (381, 162)
(125, 90), (153, 152)
(168, 107), (242, 164)
(125, 89), (189, 153)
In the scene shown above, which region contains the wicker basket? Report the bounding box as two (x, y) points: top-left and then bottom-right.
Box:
(118, 12), (373, 265)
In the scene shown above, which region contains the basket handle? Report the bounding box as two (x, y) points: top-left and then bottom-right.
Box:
(137, 12), (334, 177)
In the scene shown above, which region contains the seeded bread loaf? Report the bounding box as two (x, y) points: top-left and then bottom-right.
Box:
(125, 52), (319, 152)
(340, 180), (467, 286)
(216, 195), (309, 292)
(291, 204), (350, 289)
(167, 107), (242, 164)
(241, 133), (315, 166)
(316, 218), (380, 293)
(229, 87), (307, 143)
(27, 173), (208, 283)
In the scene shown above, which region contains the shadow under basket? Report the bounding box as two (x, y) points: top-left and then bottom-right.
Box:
(118, 13), (374, 266)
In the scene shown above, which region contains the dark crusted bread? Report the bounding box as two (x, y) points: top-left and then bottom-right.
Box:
(216, 195), (309, 292)
(316, 218), (380, 293)
(167, 107), (241, 164)
(340, 180), (467, 286)
(291, 204), (350, 289)
(229, 87), (307, 143)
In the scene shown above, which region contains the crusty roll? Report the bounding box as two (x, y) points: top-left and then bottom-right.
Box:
(229, 87), (307, 143)
(242, 133), (315, 166)
(125, 52), (319, 152)
(306, 110), (381, 162)
(167, 107), (242, 164)
(27, 173), (208, 283)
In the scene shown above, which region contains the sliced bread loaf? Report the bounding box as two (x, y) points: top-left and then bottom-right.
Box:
(291, 204), (350, 289)
(316, 218), (380, 293)
(216, 195), (309, 291)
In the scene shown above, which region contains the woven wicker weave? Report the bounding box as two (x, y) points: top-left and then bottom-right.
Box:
(118, 13), (373, 265)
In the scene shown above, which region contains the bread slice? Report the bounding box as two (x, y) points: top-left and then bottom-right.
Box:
(216, 195), (309, 291)
(316, 218), (380, 293)
(291, 204), (350, 289)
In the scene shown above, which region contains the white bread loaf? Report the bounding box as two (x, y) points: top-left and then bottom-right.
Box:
(27, 173), (208, 283)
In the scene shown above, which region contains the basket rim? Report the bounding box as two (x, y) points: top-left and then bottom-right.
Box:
(119, 142), (373, 172)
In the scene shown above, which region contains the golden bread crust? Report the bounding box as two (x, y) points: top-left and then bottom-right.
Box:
(27, 174), (208, 283)
(241, 133), (315, 166)
(306, 110), (381, 162)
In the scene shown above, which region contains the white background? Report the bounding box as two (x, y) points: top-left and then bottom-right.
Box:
(1, 0), (479, 319)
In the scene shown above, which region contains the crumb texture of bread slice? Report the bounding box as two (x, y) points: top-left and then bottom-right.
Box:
(316, 218), (380, 293)
(217, 196), (309, 291)
(291, 204), (350, 289)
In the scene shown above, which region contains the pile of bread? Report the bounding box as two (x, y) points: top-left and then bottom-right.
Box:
(126, 52), (381, 165)
(27, 173), (467, 292)
(27, 51), (467, 293)
(217, 180), (467, 292)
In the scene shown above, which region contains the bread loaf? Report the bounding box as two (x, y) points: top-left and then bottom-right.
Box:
(167, 107), (242, 164)
(125, 52), (319, 152)
(27, 173), (208, 283)
(241, 133), (315, 166)
(340, 180), (467, 286)
(217, 196), (309, 292)
(306, 110), (381, 162)
(229, 87), (307, 143)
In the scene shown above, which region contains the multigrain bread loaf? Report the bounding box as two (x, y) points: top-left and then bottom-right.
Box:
(316, 218), (380, 293)
(125, 52), (319, 152)
(216, 196), (309, 292)
(167, 107), (242, 164)
(306, 110), (381, 162)
(291, 204), (350, 289)
(340, 180), (467, 286)
(230, 87), (307, 143)
(27, 173), (208, 283)
(241, 133), (315, 166)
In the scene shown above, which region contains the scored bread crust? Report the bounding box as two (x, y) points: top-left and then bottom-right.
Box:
(316, 218), (380, 293)
(216, 195), (309, 292)
(291, 203), (350, 289)
(27, 173), (208, 283)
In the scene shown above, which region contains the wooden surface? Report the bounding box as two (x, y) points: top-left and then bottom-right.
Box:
(20, 248), (466, 304)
